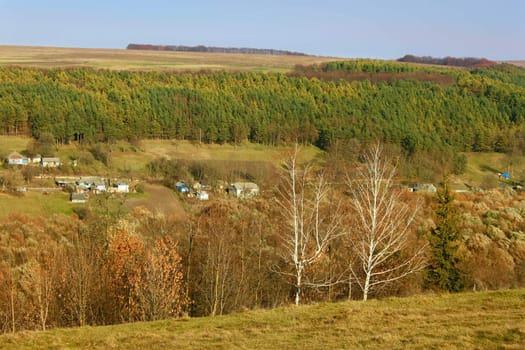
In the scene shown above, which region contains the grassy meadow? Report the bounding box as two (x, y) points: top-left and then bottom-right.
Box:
(0, 289), (524, 349)
(0, 45), (337, 73)
(0, 191), (74, 218)
(1, 136), (323, 173)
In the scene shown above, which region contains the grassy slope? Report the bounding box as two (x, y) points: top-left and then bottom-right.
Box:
(0, 45), (337, 73)
(454, 152), (525, 189)
(0, 192), (74, 217)
(1, 137), (322, 173)
(1, 290), (524, 349)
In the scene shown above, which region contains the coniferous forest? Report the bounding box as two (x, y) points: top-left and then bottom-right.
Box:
(0, 60), (524, 153)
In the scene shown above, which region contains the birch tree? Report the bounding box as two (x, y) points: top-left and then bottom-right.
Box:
(347, 144), (426, 301)
(277, 146), (344, 305)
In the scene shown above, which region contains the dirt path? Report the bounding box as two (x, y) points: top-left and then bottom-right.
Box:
(125, 183), (187, 220)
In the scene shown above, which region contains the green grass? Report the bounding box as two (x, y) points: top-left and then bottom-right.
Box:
(0, 191), (74, 218)
(1, 290), (524, 349)
(459, 152), (525, 189)
(138, 140), (322, 163)
(0, 136), (31, 158)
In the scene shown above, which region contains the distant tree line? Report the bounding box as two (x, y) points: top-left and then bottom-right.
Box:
(126, 43), (308, 56)
(0, 61), (524, 154)
(398, 54), (498, 68)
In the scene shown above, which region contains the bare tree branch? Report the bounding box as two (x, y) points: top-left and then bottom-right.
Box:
(346, 143), (427, 301)
(276, 145), (345, 305)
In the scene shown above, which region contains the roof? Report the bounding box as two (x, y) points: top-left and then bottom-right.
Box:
(232, 182), (259, 190)
(7, 151), (26, 160)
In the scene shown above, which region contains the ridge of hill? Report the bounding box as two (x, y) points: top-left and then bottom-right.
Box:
(127, 43), (308, 56)
(398, 54), (498, 68)
(0, 289), (524, 349)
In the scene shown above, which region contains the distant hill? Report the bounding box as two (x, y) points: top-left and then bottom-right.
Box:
(509, 61), (525, 68)
(127, 43), (308, 56)
(398, 54), (497, 68)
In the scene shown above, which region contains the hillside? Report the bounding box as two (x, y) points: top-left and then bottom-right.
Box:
(0, 58), (524, 155)
(0, 45), (334, 73)
(0, 290), (523, 349)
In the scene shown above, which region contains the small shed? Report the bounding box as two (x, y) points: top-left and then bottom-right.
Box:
(195, 191), (209, 200)
(71, 192), (88, 203)
(31, 154), (42, 164)
(41, 157), (61, 168)
(93, 179), (107, 192)
(116, 182), (129, 193)
(229, 182), (260, 199)
(109, 180), (129, 193)
(409, 183), (437, 193)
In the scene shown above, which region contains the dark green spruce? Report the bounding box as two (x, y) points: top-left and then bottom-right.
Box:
(425, 179), (464, 292)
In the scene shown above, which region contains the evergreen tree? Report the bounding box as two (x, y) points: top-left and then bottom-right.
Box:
(425, 178), (464, 292)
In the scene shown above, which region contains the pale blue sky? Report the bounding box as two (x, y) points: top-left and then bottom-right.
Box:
(0, 0), (523, 60)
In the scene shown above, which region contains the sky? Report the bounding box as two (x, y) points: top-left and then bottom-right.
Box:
(0, 0), (524, 60)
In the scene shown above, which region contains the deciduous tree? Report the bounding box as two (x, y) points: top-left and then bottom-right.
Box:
(346, 144), (426, 301)
(276, 145), (344, 305)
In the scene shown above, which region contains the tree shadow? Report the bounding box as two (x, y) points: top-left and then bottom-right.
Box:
(479, 164), (499, 173)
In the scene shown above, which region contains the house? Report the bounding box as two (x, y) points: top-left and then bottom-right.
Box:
(41, 157), (61, 168)
(71, 192), (88, 203)
(409, 183), (437, 193)
(5, 152), (28, 166)
(76, 176), (107, 193)
(229, 182), (260, 198)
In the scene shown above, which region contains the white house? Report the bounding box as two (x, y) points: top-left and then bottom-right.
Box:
(6, 152), (28, 165)
(110, 180), (129, 193)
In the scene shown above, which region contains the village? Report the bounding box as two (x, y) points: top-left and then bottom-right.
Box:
(2, 150), (261, 205)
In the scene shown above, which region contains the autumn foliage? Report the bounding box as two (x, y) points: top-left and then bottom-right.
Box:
(1, 168), (525, 333)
